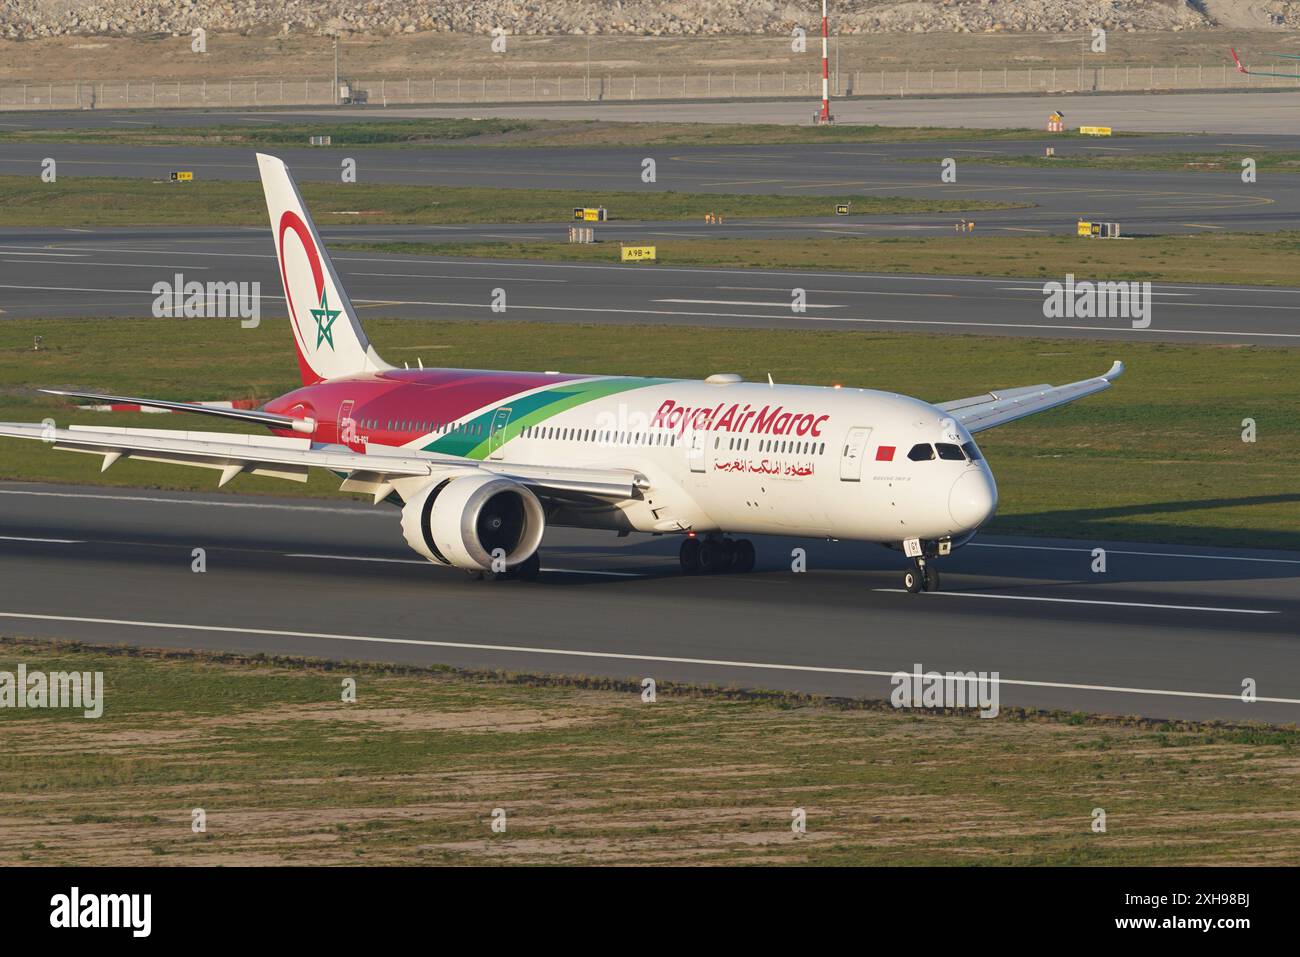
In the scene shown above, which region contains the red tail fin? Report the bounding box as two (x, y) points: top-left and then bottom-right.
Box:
(1230, 48), (1247, 74)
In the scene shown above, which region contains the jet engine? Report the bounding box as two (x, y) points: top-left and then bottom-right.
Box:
(400, 473), (545, 571)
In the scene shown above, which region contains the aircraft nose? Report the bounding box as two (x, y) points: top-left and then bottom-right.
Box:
(949, 468), (998, 530)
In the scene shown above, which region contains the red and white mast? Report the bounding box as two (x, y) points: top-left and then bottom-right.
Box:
(818, 0), (832, 123)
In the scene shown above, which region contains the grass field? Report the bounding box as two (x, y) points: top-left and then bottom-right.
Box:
(0, 119), (1081, 150)
(0, 175), (1020, 227)
(1, 317), (1295, 550)
(338, 231), (1300, 286)
(1, 639), (1296, 866)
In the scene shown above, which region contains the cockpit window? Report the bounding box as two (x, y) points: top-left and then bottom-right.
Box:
(961, 441), (982, 461)
(935, 443), (966, 461)
(907, 443), (935, 461)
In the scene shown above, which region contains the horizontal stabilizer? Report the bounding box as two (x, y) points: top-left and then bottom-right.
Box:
(42, 389), (315, 434)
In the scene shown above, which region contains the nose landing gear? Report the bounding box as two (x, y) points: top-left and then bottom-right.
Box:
(901, 538), (948, 592)
(903, 557), (940, 593)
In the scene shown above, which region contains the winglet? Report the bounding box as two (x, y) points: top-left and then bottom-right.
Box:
(1102, 360), (1125, 381)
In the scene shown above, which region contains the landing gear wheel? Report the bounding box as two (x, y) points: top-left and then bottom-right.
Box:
(903, 568), (923, 593)
(733, 539), (756, 574)
(922, 564), (940, 593)
(515, 550), (541, 582)
(679, 537), (701, 575)
(697, 539), (725, 575)
(721, 539), (739, 573)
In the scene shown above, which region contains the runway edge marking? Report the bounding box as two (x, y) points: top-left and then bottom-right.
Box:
(873, 589), (1277, 615)
(1, 612), (1296, 707)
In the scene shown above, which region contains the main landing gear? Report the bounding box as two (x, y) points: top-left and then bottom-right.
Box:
(679, 535), (756, 575)
(484, 550), (541, 582)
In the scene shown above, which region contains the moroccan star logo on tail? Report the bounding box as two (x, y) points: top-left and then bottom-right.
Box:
(310, 287), (341, 351)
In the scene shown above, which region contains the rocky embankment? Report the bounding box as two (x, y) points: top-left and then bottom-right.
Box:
(0, 1), (1231, 41)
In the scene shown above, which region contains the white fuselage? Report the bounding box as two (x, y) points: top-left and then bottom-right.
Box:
(473, 378), (998, 545)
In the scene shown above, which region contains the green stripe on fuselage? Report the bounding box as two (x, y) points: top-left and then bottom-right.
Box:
(420, 376), (671, 459)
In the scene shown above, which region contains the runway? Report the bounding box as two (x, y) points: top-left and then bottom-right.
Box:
(1, 137), (1295, 236)
(0, 481), (1296, 724)
(2, 228), (1298, 342)
(6, 89), (1300, 133)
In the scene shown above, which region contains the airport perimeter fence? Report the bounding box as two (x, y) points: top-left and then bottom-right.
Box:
(1, 63), (1295, 111)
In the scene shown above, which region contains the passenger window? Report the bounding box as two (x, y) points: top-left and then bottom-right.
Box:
(908, 443), (935, 461)
(936, 443), (966, 461)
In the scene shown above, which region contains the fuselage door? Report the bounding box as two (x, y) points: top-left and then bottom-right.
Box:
(336, 398), (359, 449)
(687, 429), (707, 473)
(488, 407), (512, 460)
(839, 426), (873, 481)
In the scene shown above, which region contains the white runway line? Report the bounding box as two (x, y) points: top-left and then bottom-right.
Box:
(0, 283), (281, 301)
(806, 315), (1300, 338)
(1, 611), (1297, 707)
(873, 589), (1277, 615)
(287, 551), (643, 576)
(348, 271), (566, 283)
(0, 249), (85, 257)
(2, 260), (213, 270)
(654, 298), (844, 309)
(717, 285), (957, 299)
(970, 541), (1300, 566)
(997, 287), (1196, 297)
(0, 535), (83, 544)
(541, 568), (643, 577)
(288, 553), (424, 564)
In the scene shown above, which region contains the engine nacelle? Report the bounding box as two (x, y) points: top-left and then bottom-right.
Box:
(400, 473), (545, 571)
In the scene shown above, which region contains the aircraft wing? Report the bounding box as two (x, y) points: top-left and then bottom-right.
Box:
(0, 422), (646, 502)
(935, 361), (1123, 434)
